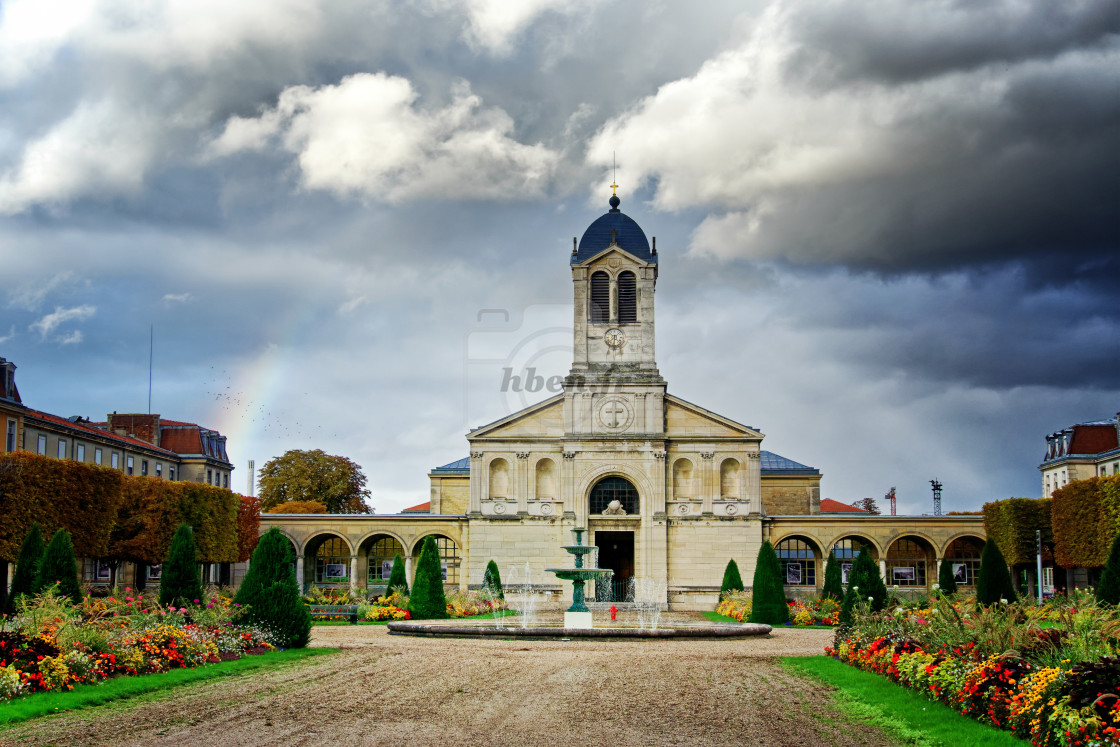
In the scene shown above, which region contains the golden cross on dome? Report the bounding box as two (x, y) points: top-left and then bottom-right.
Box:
(611, 151), (619, 196)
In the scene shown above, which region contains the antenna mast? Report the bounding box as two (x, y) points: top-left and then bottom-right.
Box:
(930, 479), (943, 516)
(148, 325), (153, 414)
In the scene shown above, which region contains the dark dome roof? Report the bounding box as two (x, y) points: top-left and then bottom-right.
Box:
(572, 197), (655, 265)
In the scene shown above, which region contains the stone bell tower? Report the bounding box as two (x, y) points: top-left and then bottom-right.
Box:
(563, 189), (666, 437)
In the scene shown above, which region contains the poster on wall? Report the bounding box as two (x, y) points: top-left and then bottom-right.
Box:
(953, 563), (968, 583)
(325, 563), (347, 580)
(440, 563), (448, 581)
(382, 560), (394, 579)
(786, 562), (802, 585)
(147, 564), (162, 580)
(96, 559), (112, 581)
(893, 566), (916, 582)
(841, 563), (853, 584)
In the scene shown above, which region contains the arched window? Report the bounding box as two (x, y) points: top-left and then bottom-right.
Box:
(589, 476), (639, 515)
(590, 271), (610, 323)
(315, 537), (350, 584)
(535, 458), (556, 499)
(943, 536), (983, 586)
(367, 535), (404, 583)
(720, 458), (740, 499)
(672, 458), (694, 499)
(832, 537), (877, 586)
(617, 271), (637, 323)
(776, 538), (817, 586)
(886, 538), (930, 587)
(489, 458), (510, 499)
(416, 535), (460, 583)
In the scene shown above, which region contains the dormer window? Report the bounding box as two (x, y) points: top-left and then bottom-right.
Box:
(590, 271), (610, 323)
(618, 271), (637, 323)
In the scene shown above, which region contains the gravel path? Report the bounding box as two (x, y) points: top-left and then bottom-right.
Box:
(0, 617), (897, 747)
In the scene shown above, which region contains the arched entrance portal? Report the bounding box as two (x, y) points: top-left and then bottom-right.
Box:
(590, 476), (639, 601)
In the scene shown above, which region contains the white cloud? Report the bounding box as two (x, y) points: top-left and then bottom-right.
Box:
(29, 304), (96, 341)
(161, 293), (195, 304)
(9, 271), (74, 310)
(57, 330), (83, 345)
(0, 324), (14, 344)
(210, 73), (560, 202)
(423, 0), (599, 55)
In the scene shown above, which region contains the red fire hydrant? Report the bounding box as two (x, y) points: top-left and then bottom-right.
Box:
(609, 605), (618, 621)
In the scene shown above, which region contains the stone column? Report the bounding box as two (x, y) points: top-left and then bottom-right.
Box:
(405, 555), (414, 587)
(350, 556), (359, 593)
(879, 559), (888, 585)
(295, 556), (305, 593)
(517, 452), (531, 513)
(747, 452), (762, 514)
(701, 452), (715, 514)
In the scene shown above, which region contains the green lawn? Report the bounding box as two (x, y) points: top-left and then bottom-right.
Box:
(782, 656), (1027, 746)
(0, 648), (338, 726)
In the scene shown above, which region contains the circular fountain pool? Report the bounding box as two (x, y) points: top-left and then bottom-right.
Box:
(386, 621), (772, 639)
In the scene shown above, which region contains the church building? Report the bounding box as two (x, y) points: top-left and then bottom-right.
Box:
(262, 193), (986, 609)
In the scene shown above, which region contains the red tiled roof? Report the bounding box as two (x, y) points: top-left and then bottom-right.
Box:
(820, 498), (870, 513)
(25, 410), (179, 456)
(401, 501), (431, 513)
(1068, 425), (1119, 456)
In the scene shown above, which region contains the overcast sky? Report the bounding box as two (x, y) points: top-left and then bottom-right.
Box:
(1, 0), (1117, 514)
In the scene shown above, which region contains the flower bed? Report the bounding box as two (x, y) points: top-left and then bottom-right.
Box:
(305, 586), (505, 622)
(826, 592), (1120, 746)
(716, 591), (840, 625)
(0, 586), (278, 701)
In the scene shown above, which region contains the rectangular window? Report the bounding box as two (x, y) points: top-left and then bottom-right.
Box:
(207, 469), (212, 484)
(126, 456), (134, 475)
(94, 448), (102, 465)
(5, 419), (15, 452)
(169, 466), (176, 481)
(147, 564), (162, 580)
(223, 473), (228, 489)
(112, 452), (120, 469)
(76, 443), (85, 462)
(57, 439), (67, 459)
(155, 463), (162, 478)
(37, 434), (47, 455)
(141, 460), (148, 476)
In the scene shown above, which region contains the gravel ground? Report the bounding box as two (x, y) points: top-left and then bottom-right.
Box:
(0, 615), (897, 747)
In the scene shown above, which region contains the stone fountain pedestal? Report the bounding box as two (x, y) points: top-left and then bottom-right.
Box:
(564, 611), (593, 629)
(547, 528), (613, 630)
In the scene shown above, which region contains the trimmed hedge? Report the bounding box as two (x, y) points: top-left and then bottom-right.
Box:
(386, 554), (408, 595)
(750, 542), (789, 625)
(160, 524), (204, 608)
(982, 497), (1052, 567)
(976, 539), (1017, 605)
(721, 558), (744, 595)
(483, 559), (504, 601)
(37, 528), (82, 603)
(821, 550), (843, 600)
(937, 558), (957, 595)
(235, 528), (310, 648)
(1097, 531), (1120, 606)
(7, 523), (45, 612)
(408, 536), (449, 620)
(1051, 475), (1120, 568)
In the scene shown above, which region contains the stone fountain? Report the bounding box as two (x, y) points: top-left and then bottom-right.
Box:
(547, 528), (614, 629)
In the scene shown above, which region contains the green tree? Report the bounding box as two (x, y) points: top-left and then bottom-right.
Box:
(160, 524), (203, 608)
(1095, 531), (1120, 606)
(937, 558), (958, 595)
(258, 449), (372, 514)
(35, 529), (82, 604)
(7, 522), (45, 612)
(839, 548), (887, 625)
(749, 542), (789, 625)
(976, 539), (1017, 605)
(408, 536), (448, 620)
(721, 558), (744, 595)
(483, 559), (504, 601)
(821, 550), (843, 600)
(386, 554), (409, 595)
(851, 497), (882, 515)
(234, 528), (310, 648)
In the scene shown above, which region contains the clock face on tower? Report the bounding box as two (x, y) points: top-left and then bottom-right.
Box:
(604, 328), (625, 349)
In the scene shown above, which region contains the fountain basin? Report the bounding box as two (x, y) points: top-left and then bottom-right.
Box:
(547, 568), (613, 581)
(387, 621), (773, 639)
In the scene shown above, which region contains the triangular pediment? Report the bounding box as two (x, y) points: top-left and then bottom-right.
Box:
(576, 245), (652, 269)
(468, 394), (565, 440)
(664, 395), (764, 439)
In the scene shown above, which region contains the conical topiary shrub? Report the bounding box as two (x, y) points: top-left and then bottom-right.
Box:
(408, 536), (448, 620)
(749, 541), (789, 625)
(7, 523), (46, 612)
(721, 559), (744, 595)
(386, 554), (409, 595)
(35, 529), (82, 604)
(839, 548), (887, 625)
(235, 528), (310, 648)
(976, 539), (1017, 605)
(821, 550), (843, 600)
(1094, 531), (1120, 606)
(937, 558), (958, 596)
(160, 524), (203, 608)
(483, 559), (504, 601)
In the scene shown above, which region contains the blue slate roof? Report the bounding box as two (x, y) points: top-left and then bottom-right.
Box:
(431, 457), (470, 475)
(572, 196), (655, 265)
(760, 450), (820, 475)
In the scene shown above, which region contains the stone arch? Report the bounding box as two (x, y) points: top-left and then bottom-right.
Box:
(941, 534), (985, 587)
(939, 532), (987, 557)
(885, 534), (937, 588)
(773, 534), (823, 587)
(535, 457), (557, 500)
(828, 534), (882, 561)
(359, 532), (407, 584)
(354, 528), (408, 552)
(672, 457), (694, 499)
(589, 474), (640, 515)
(410, 533), (461, 584)
(576, 463), (656, 513)
(489, 457), (510, 499)
(303, 532), (353, 586)
(301, 531), (352, 558)
(720, 458), (740, 499)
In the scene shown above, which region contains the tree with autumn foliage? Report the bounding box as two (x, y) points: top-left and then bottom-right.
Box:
(258, 450), (372, 514)
(266, 500), (327, 514)
(237, 494), (262, 562)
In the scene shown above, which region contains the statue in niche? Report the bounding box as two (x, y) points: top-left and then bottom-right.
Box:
(602, 499), (627, 516)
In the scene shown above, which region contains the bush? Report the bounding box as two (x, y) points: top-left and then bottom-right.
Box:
(408, 536), (448, 620)
(160, 524), (203, 608)
(749, 541), (789, 625)
(7, 523), (45, 612)
(839, 548), (886, 625)
(483, 559), (504, 601)
(35, 529), (82, 604)
(821, 550), (843, 600)
(720, 559), (744, 595)
(235, 528), (310, 648)
(386, 554), (408, 595)
(976, 539), (1017, 605)
(1095, 531), (1120, 606)
(937, 558), (957, 595)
